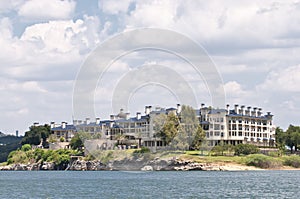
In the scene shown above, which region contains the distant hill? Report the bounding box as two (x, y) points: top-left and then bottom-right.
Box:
(0, 135), (22, 163)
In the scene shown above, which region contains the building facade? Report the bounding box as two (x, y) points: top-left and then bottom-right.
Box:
(199, 104), (276, 147)
(50, 104), (276, 149)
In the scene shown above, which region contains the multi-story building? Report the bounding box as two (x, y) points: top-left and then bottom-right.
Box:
(199, 104), (275, 147)
(50, 122), (76, 142)
(50, 104), (276, 149)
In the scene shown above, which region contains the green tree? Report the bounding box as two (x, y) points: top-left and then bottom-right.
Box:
(180, 105), (205, 150)
(161, 112), (180, 144)
(70, 132), (91, 150)
(285, 125), (300, 153)
(21, 124), (50, 146)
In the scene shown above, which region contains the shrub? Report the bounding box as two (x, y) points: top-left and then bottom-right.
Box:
(245, 154), (282, 169)
(234, 144), (259, 156)
(59, 137), (65, 142)
(283, 155), (300, 168)
(133, 147), (150, 154)
(21, 144), (31, 152)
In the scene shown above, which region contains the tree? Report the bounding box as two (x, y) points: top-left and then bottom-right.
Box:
(21, 124), (50, 146)
(161, 112), (180, 144)
(70, 132), (91, 150)
(180, 105), (205, 150)
(285, 125), (300, 153)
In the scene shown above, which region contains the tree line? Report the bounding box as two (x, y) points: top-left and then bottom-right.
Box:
(276, 125), (300, 153)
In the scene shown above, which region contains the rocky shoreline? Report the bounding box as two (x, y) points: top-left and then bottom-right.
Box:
(0, 157), (262, 171)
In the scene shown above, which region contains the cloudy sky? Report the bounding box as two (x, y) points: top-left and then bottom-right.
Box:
(0, 0), (299, 134)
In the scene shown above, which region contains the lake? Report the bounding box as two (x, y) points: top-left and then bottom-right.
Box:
(0, 171), (299, 198)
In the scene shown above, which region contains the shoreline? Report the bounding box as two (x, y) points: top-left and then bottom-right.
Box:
(1, 159), (300, 171)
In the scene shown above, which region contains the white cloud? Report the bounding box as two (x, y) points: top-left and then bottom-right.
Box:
(0, 0), (24, 13)
(259, 65), (300, 92)
(18, 0), (76, 21)
(99, 0), (133, 15)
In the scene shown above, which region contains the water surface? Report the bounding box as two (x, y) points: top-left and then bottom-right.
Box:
(0, 171), (298, 199)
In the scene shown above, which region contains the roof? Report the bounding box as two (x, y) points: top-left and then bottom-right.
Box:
(116, 117), (148, 123)
(51, 124), (76, 131)
(208, 109), (227, 114)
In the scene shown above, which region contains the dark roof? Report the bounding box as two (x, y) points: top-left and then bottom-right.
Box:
(51, 125), (76, 131)
(209, 109), (227, 114)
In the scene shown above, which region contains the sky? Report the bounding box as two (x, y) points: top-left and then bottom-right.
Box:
(0, 0), (300, 135)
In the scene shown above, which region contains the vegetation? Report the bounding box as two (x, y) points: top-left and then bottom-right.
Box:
(283, 155), (300, 168)
(234, 144), (260, 156)
(21, 124), (50, 147)
(133, 146), (150, 154)
(244, 154), (282, 169)
(7, 148), (81, 169)
(210, 142), (235, 156)
(155, 105), (206, 150)
(0, 135), (22, 163)
(275, 125), (300, 153)
(70, 132), (92, 150)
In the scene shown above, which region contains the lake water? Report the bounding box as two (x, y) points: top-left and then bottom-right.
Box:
(0, 171), (299, 199)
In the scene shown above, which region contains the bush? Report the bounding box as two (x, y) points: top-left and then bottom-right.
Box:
(133, 147), (150, 154)
(245, 154), (282, 169)
(59, 137), (65, 142)
(21, 144), (31, 152)
(234, 144), (259, 156)
(283, 155), (300, 168)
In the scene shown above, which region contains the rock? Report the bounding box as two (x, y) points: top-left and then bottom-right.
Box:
(41, 162), (55, 170)
(141, 165), (153, 171)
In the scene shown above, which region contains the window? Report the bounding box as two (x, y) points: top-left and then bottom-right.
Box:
(214, 124), (220, 130)
(238, 132), (243, 136)
(214, 131), (220, 136)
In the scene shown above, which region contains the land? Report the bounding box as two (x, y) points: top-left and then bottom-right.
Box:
(1, 149), (300, 171)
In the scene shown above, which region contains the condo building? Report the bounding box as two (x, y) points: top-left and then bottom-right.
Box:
(50, 104), (275, 148)
(199, 104), (276, 147)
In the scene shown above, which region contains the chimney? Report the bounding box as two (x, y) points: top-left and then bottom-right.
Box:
(145, 106), (152, 115)
(125, 113), (130, 120)
(50, 122), (55, 129)
(16, 130), (18, 137)
(62, 122), (66, 129)
(226, 104), (230, 113)
(177, 104), (182, 114)
(96, 118), (100, 125)
(136, 112), (141, 120)
(201, 103), (205, 108)
(73, 120), (77, 125)
(110, 115), (115, 120)
(253, 107), (257, 117)
(240, 105), (245, 115)
(247, 106), (251, 116)
(33, 122), (39, 127)
(258, 108), (262, 117)
(234, 104), (239, 114)
(86, 118), (90, 125)
(110, 121), (114, 128)
(78, 120), (82, 125)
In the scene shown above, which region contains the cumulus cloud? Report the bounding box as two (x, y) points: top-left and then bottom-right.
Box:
(0, 0), (24, 13)
(99, 0), (133, 15)
(18, 0), (76, 21)
(1, 0), (300, 133)
(259, 65), (300, 92)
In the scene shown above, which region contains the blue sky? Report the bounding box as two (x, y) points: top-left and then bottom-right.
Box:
(0, 0), (300, 134)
